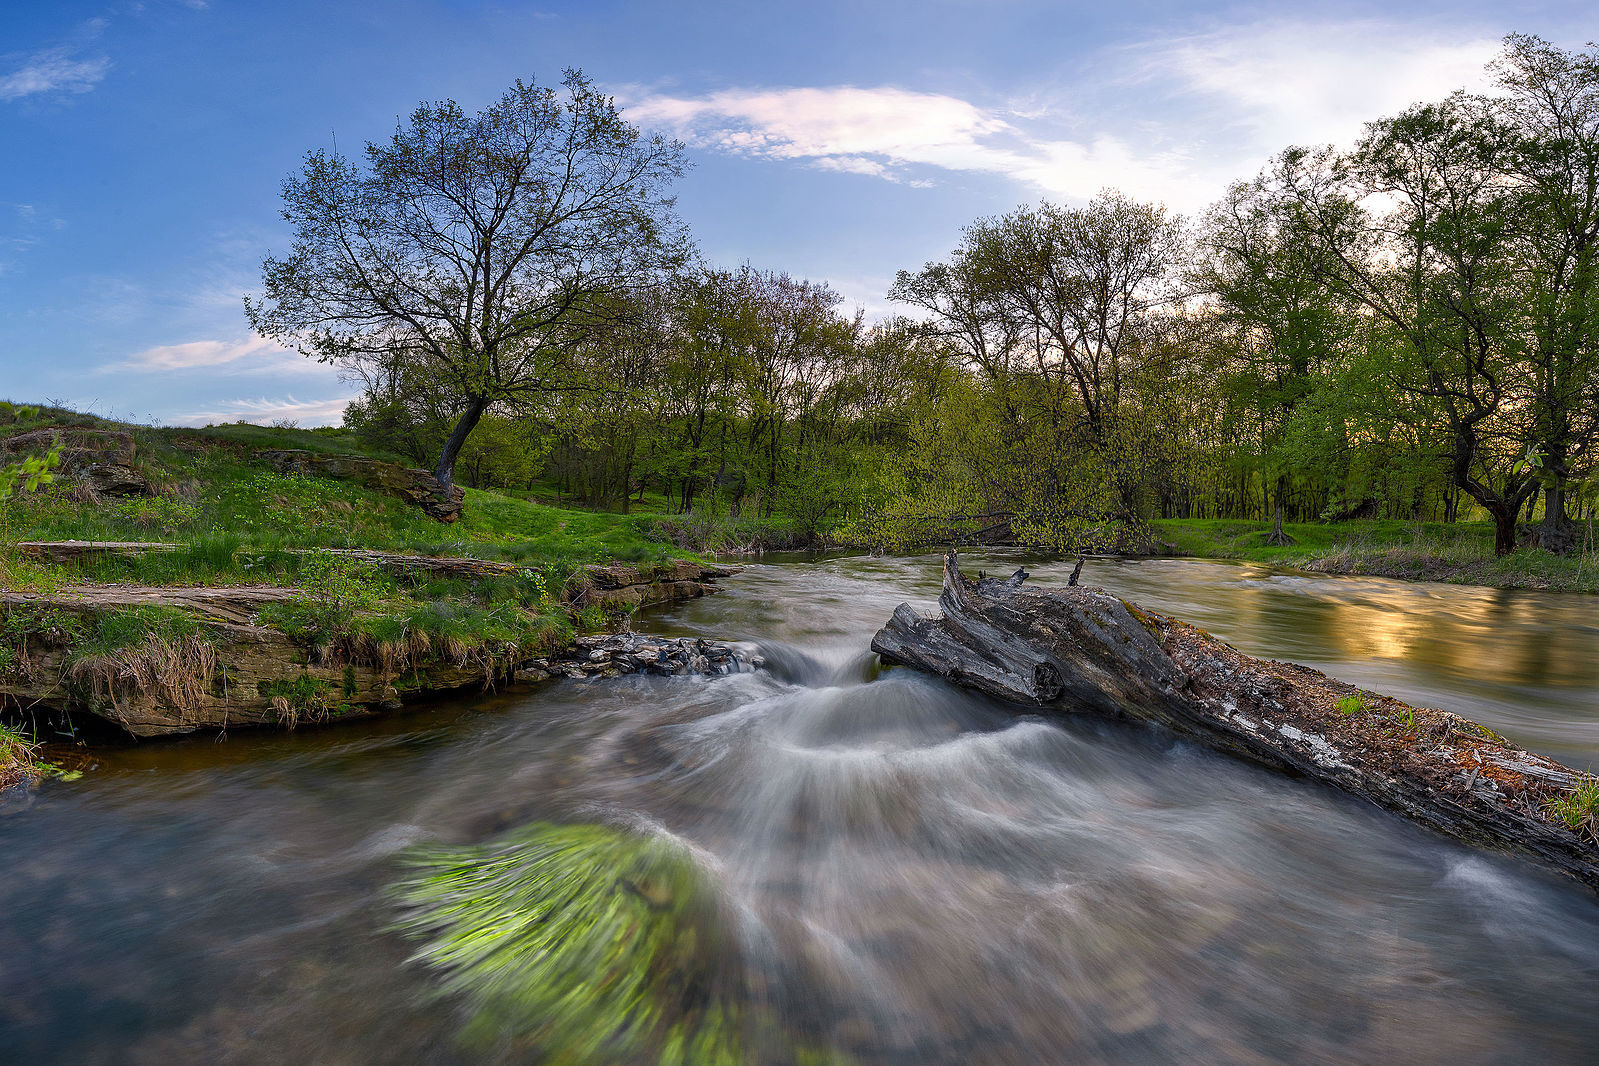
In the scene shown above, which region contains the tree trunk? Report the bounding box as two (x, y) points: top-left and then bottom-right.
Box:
(1264, 481), (1295, 547)
(872, 553), (1599, 894)
(1539, 479), (1582, 554)
(1492, 506), (1518, 557)
(433, 395), (489, 491)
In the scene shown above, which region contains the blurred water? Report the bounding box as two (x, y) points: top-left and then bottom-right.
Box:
(3, 553), (1599, 1064)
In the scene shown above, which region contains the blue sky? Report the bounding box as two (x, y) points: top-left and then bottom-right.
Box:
(3, 0), (1596, 426)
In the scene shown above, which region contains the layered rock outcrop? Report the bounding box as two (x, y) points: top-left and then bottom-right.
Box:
(0, 555), (737, 738)
(1, 427), (151, 497)
(252, 448), (465, 521)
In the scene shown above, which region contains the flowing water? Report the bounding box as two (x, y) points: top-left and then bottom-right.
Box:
(5, 553), (1599, 1064)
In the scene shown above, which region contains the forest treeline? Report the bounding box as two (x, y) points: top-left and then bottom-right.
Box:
(260, 37), (1599, 556)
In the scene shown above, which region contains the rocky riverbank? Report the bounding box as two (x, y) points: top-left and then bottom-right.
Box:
(0, 552), (739, 740)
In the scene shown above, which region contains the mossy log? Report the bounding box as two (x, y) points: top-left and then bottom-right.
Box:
(871, 552), (1599, 893)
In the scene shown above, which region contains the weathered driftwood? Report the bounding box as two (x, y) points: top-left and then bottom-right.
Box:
(871, 553), (1599, 893)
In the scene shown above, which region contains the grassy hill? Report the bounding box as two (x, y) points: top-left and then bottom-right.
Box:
(0, 403), (679, 572)
(0, 405), (718, 779)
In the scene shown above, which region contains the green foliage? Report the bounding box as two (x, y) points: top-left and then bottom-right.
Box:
(0, 718), (80, 786)
(113, 495), (201, 533)
(0, 409), (64, 562)
(1548, 778), (1599, 834)
(0, 719), (39, 787)
(1, 604), (88, 657)
(1334, 695), (1366, 717)
(248, 71), (689, 488)
(258, 551), (393, 639)
(651, 508), (806, 554)
(258, 674), (340, 728)
(0, 447), (60, 499)
(574, 604), (609, 632)
(66, 606), (210, 665)
(392, 822), (842, 1065)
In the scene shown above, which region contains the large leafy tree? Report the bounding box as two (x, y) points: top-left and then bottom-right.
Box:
(1193, 171), (1353, 528)
(1280, 106), (1539, 556)
(891, 192), (1184, 535)
(1492, 34), (1599, 550)
(893, 192), (1183, 436)
(247, 70), (688, 489)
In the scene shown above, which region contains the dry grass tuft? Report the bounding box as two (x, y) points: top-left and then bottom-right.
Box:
(71, 633), (218, 719)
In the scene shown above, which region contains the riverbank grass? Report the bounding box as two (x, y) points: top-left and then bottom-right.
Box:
(0, 719), (38, 789)
(0, 406), (723, 745)
(0, 404), (683, 572)
(1151, 518), (1599, 592)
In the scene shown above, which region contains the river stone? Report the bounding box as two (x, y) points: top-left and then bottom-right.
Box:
(540, 633), (760, 681)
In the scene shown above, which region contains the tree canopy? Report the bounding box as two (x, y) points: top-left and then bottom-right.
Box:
(309, 36), (1599, 557)
(248, 70), (689, 488)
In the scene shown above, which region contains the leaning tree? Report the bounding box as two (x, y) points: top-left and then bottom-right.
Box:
(247, 70), (688, 490)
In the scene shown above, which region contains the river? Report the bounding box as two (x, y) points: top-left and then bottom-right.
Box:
(3, 553), (1599, 1064)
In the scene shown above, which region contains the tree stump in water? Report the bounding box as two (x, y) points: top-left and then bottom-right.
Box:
(871, 552), (1599, 894)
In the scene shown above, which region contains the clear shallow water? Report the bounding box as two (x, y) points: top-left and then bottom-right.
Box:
(5, 553), (1599, 1064)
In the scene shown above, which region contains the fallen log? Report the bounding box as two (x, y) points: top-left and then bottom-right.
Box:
(871, 552), (1599, 893)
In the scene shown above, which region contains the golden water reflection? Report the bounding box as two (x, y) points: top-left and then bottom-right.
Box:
(1000, 556), (1599, 771)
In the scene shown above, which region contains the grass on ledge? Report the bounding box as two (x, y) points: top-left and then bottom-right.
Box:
(0, 550), (621, 732)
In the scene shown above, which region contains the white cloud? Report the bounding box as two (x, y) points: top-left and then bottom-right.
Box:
(624, 19), (1512, 214)
(629, 81), (1222, 211)
(630, 85), (1011, 170)
(1137, 21), (1502, 152)
(0, 47), (110, 101)
(111, 335), (303, 373)
(169, 394), (354, 428)
(629, 85), (1026, 184)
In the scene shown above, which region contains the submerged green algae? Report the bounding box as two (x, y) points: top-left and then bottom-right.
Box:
(391, 821), (846, 1065)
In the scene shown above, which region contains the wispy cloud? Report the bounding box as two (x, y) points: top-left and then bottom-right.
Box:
(0, 47), (110, 101)
(110, 335), (303, 373)
(624, 19), (1510, 214)
(629, 85), (1012, 178)
(628, 82), (1225, 211)
(169, 394), (354, 428)
(0, 201), (67, 276)
(1133, 20), (1501, 152)
(628, 85), (1041, 187)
